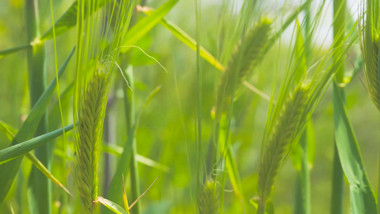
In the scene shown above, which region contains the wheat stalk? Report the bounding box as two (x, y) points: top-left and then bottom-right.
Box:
(257, 84), (309, 212)
(76, 70), (109, 213)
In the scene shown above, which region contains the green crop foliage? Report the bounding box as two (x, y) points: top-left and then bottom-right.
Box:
(0, 0), (379, 213)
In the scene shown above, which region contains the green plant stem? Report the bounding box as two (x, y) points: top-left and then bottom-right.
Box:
(124, 67), (141, 214)
(25, 0), (51, 213)
(377, 48), (380, 214)
(330, 1), (346, 213)
(294, 2), (312, 213)
(294, 128), (311, 214)
(330, 145), (344, 214)
(378, 147), (380, 214)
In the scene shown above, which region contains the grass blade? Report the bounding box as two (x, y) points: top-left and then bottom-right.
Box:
(330, 1), (348, 213)
(41, 0), (109, 41)
(0, 47), (74, 203)
(0, 125), (73, 164)
(25, 153), (71, 196)
(122, 66), (141, 214)
(226, 147), (246, 210)
(293, 121), (313, 214)
(330, 145), (344, 214)
(25, 0), (51, 211)
(0, 121), (18, 143)
(138, 6), (224, 71)
(121, 0), (179, 52)
(0, 44), (31, 58)
(101, 144), (169, 172)
(333, 82), (377, 214)
(97, 196), (129, 214)
(0, 121), (71, 196)
(107, 67), (161, 206)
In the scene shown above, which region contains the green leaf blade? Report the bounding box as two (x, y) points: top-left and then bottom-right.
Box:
(0, 48), (75, 202)
(121, 0), (179, 52)
(333, 83), (377, 214)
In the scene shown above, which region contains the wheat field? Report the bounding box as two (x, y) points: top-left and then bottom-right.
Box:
(0, 0), (380, 213)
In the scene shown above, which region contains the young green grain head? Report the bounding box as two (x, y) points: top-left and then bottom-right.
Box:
(198, 179), (219, 214)
(362, 0), (380, 110)
(76, 69), (109, 213)
(215, 18), (272, 121)
(73, 0), (135, 212)
(257, 84), (309, 208)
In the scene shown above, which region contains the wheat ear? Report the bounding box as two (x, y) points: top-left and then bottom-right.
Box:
(215, 18), (272, 120)
(257, 85), (309, 210)
(198, 180), (219, 214)
(362, 1), (380, 110)
(76, 70), (109, 213)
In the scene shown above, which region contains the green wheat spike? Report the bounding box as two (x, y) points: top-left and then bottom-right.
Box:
(215, 18), (272, 120)
(76, 70), (109, 213)
(258, 85), (309, 207)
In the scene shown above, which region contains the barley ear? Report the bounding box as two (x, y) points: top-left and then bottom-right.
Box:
(257, 85), (309, 209)
(215, 18), (272, 120)
(198, 180), (219, 214)
(362, 1), (380, 110)
(76, 71), (109, 213)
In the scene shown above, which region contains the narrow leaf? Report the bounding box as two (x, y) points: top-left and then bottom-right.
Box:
(333, 82), (377, 214)
(25, 153), (71, 196)
(0, 47), (75, 202)
(0, 125), (73, 164)
(0, 44), (30, 58)
(41, 0), (109, 41)
(101, 144), (169, 172)
(121, 0), (179, 52)
(226, 147), (246, 210)
(139, 6), (224, 71)
(121, 174), (130, 211)
(97, 196), (129, 214)
(0, 121), (71, 198)
(0, 121), (17, 142)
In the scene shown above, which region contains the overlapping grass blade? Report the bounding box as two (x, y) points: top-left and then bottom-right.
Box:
(0, 47), (74, 202)
(121, 0), (179, 52)
(120, 66), (141, 214)
(25, 153), (71, 196)
(331, 0), (347, 213)
(0, 121), (71, 197)
(0, 0), (110, 57)
(107, 66), (161, 206)
(333, 82), (377, 214)
(101, 143), (169, 172)
(0, 121), (18, 144)
(41, 0), (110, 41)
(25, 0), (51, 210)
(226, 147), (246, 209)
(0, 125), (73, 164)
(292, 121), (314, 214)
(0, 44), (31, 58)
(138, 6), (224, 71)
